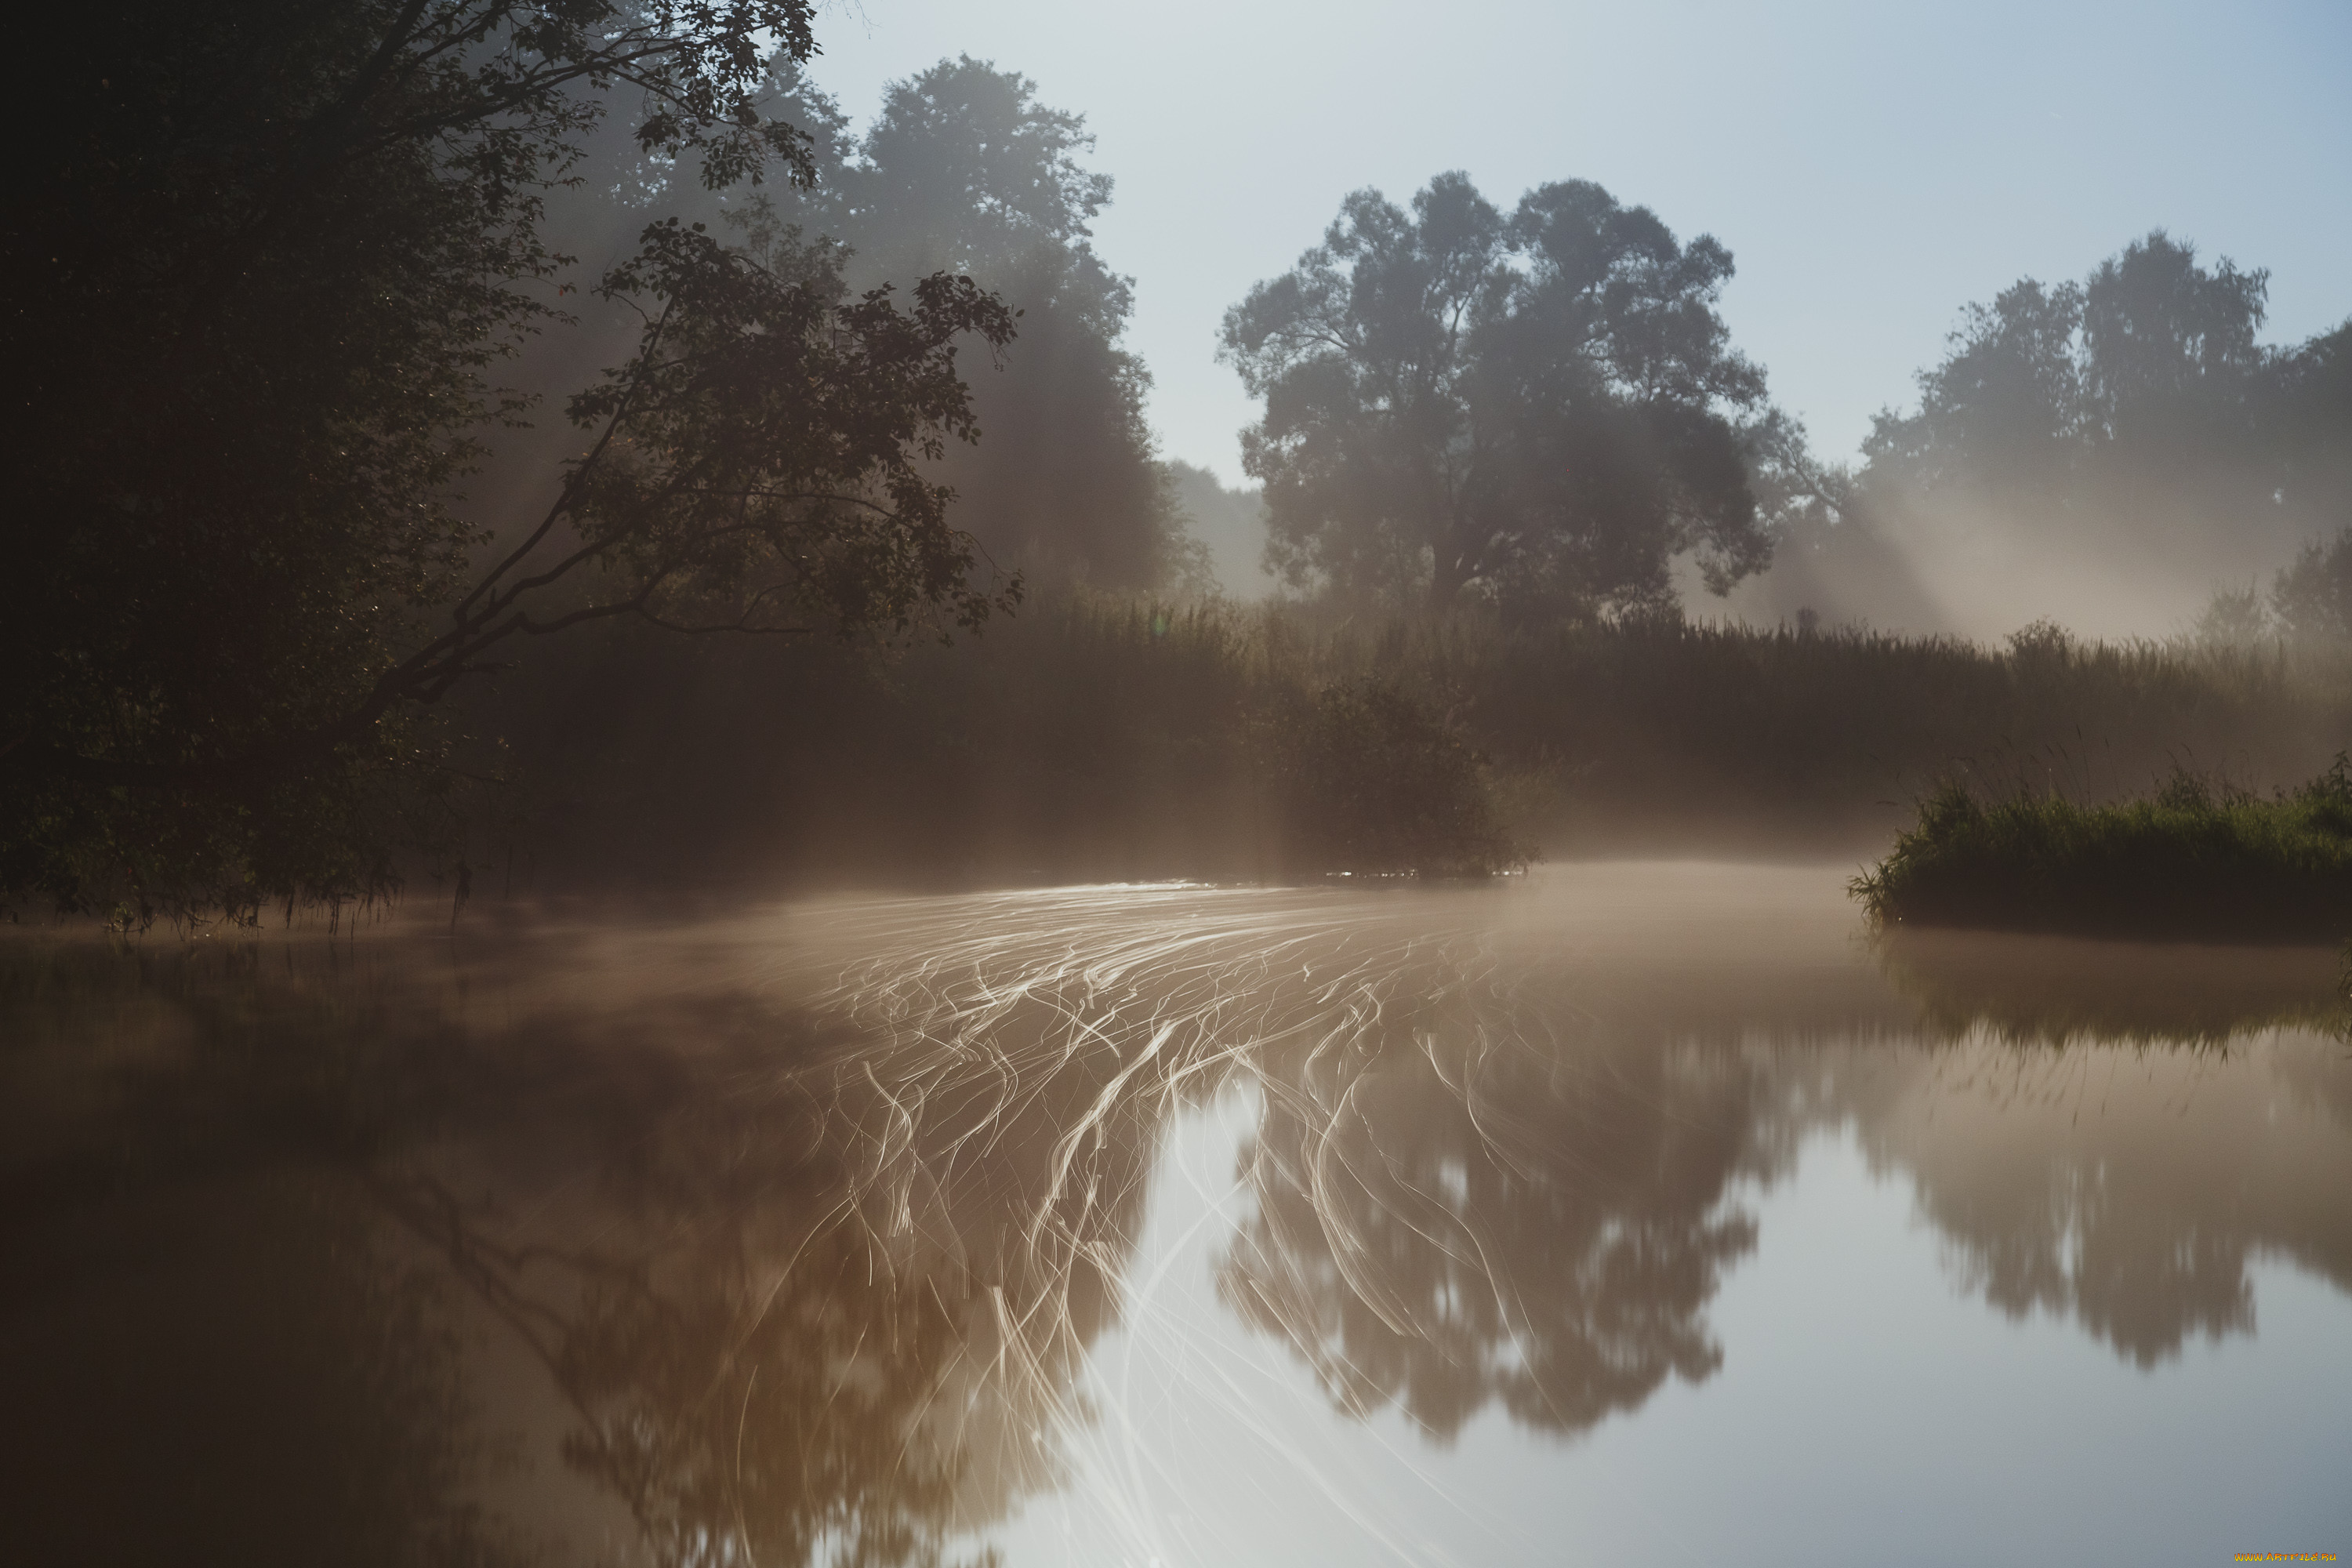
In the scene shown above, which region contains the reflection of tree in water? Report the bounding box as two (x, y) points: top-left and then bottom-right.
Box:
(2, 1167), (527, 1568)
(1218, 965), (1780, 1439)
(0, 939), (539, 1567)
(1838, 1033), (2352, 1369)
(1214, 923), (2352, 1418)
(13, 887), (2352, 1563)
(489, 1177), (991, 1568)
(1918, 1145), (2259, 1367)
(382, 950), (1218, 1568)
(1875, 928), (2349, 1049)
(2, 931), (1194, 1568)
(1858, 930), (2352, 1367)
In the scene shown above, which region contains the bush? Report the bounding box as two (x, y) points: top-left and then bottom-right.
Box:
(1850, 760), (2352, 943)
(1260, 681), (1525, 877)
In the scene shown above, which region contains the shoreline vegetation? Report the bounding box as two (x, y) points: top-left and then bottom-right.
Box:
(1853, 759), (2352, 945)
(20, 585), (2352, 925)
(454, 594), (2352, 895)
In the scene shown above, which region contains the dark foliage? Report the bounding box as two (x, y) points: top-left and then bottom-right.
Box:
(704, 56), (1185, 590)
(2, 2), (1018, 921)
(1853, 761), (2352, 943)
(449, 594), (2352, 893)
(2272, 526), (2352, 643)
(1221, 172), (1778, 612)
(1260, 681), (1524, 876)
(1838, 234), (2351, 588)
(466, 597), (1526, 885)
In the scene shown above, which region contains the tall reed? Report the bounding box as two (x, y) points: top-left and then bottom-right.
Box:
(459, 596), (2352, 889)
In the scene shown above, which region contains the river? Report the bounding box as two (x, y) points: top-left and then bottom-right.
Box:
(3, 863), (2347, 1566)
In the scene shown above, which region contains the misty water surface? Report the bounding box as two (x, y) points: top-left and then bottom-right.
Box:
(3, 865), (2348, 1566)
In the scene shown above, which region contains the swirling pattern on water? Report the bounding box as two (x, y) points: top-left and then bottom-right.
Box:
(3, 865), (2349, 1566)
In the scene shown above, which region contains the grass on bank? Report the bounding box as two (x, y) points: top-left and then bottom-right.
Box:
(1852, 760), (2352, 943)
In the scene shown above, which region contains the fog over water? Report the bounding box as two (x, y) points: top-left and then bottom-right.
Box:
(7, 866), (2348, 1564)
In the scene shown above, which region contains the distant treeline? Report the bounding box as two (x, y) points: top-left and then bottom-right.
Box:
(1742, 232), (2352, 638)
(1214, 176), (2350, 640)
(457, 597), (2352, 893)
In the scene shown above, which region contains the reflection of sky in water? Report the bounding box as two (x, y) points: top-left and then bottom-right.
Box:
(4, 864), (2350, 1566)
(980, 1050), (2352, 1568)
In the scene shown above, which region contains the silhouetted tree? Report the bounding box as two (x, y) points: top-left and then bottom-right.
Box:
(1223, 1002), (1766, 1437)
(1861, 279), (2089, 503)
(722, 56), (1185, 590)
(2265, 319), (2352, 579)
(2082, 232), (2270, 446)
(1858, 232), (2346, 559)
(2, 3), (1019, 920)
(1221, 173), (1778, 614)
(2271, 528), (2352, 642)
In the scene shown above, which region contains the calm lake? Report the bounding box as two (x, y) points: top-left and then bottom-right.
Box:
(5, 863), (2348, 1566)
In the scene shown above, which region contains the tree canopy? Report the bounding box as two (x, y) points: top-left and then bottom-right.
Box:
(2, 2), (1020, 920)
(1740, 230), (2351, 637)
(1858, 230), (2344, 557)
(1220, 172), (1779, 614)
(709, 56), (1185, 590)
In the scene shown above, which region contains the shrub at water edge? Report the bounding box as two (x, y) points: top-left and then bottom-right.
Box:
(1851, 761), (2352, 942)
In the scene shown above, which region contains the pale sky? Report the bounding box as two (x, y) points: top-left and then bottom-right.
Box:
(807, 0), (2352, 485)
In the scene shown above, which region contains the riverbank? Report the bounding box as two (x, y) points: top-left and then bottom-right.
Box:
(457, 596), (2352, 892)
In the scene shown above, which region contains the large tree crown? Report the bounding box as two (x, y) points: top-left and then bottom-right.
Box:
(1221, 172), (1779, 612)
(1862, 229), (2291, 503)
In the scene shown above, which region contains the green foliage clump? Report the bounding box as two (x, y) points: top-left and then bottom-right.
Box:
(1261, 681), (1526, 877)
(1852, 759), (2352, 943)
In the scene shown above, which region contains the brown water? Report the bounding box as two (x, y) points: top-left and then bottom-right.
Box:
(3, 864), (2347, 1566)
